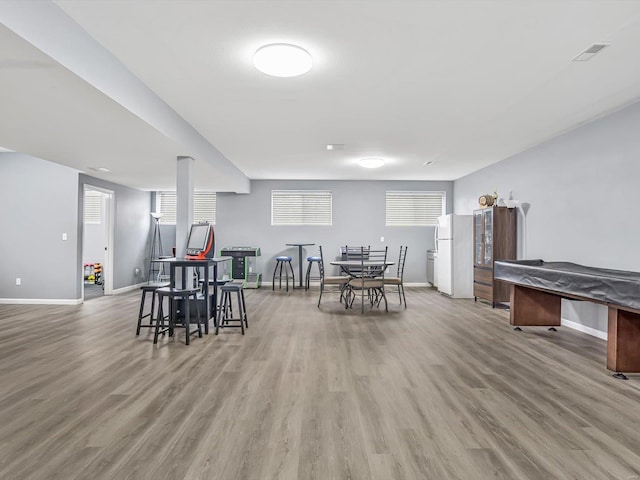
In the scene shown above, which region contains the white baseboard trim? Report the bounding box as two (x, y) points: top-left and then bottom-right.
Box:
(0, 298), (83, 305)
(561, 317), (607, 340)
(0, 284), (148, 305)
(110, 282), (146, 295)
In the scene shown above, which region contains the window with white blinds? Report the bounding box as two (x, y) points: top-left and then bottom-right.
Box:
(271, 190), (332, 226)
(84, 191), (102, 224)
(159, 192), (176, 225)
(157, 192), (216, 225)
(193, 192), (216, 224)
(385, 191), (445, 226)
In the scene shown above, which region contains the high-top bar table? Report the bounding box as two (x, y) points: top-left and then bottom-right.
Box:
(163, 257), (231, 334)
(285, 243), (315, 289)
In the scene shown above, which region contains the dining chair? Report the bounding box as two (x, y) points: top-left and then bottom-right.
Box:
(346, 246), (388, 313)
(384, 245), (408, 308)
(340, 245), (370, 261)
(340, 245), (369, 278)
(317, 246), (350, 308)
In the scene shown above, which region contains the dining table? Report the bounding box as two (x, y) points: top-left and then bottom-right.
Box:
(330, 259), (395, 275)
(162, 256), (232, 334)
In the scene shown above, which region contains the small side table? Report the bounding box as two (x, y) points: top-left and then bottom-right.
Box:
(285, 243), (315, 289)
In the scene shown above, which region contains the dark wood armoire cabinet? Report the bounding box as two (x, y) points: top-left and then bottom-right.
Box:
(473, 206), (517, 307)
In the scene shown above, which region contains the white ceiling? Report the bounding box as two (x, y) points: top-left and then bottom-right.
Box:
(0, 24), (191, 190)
(2, 1), (640, 191)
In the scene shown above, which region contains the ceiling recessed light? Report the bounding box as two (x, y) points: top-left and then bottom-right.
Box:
(423, 161), (435, 166)
(358, 157), (385, 169)
(253, 43), (312, 77)
(326, 144), (344, 151)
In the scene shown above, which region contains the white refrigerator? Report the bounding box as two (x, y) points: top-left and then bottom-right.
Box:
(436, 214), (473, 298)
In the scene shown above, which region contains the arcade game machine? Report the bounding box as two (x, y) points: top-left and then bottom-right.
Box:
(176, 222), (215, 322)
(219, 246), (262, 288)
(186, 222), (215, 259)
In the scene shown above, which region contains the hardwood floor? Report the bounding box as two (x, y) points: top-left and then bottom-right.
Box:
(2, 287), (640, 479)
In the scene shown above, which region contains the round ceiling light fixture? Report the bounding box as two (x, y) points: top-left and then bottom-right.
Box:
(253, 43), (312, 77)
(358, 157), (385, 169)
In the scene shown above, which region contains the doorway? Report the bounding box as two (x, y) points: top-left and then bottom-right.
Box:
(82, 186), (114, 301)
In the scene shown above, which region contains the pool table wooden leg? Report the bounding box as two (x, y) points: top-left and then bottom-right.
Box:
(608, 306), (640, 375)
(509, 285), (562, 328)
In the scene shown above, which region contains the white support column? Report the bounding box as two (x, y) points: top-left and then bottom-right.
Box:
(175, 156), (195, 258)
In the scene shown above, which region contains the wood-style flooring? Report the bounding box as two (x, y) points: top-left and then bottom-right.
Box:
(2, 287), (640, 480)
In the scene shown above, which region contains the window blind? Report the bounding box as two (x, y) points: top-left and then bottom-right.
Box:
(193, 192), (216, 224)
(158, 192), (177, 225)
(84, 191), (102, 224)
(271, 190), (332, 226)
(158, 192), (216, 225)
(385, 191), (444, 226)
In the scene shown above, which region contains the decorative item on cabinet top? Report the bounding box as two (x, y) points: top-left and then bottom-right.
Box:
(478, 191), (498, 208)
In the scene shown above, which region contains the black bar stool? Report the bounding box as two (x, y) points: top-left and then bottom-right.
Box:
(154, 286), (202, 345)
(272, 255), (295, 291)
(216, 281), (248, 335)
(305, 255), (321, 290)
(136, 282), (169, 335)
(198, 278), (229, 329)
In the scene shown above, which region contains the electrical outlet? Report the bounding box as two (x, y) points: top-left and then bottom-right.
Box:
(62, 233), (68, 241)
(15, 277), (21, 286)
(380, 236), (384, 242)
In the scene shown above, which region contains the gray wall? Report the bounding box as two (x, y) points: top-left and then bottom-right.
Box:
(79, 174), (151, 292)
(453, 100), (640, 335)
(156, 180), (452, 284)
(0, 153), (152, 302)
(216, 180), (453, 284)
(0, 153), (80, 300)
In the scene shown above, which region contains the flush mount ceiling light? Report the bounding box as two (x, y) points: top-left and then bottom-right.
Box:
(253, 43), (312, 77)
(358, 157), (385, 169)
(89, 166), (111, 172)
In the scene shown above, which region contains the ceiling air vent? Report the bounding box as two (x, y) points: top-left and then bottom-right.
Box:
(572, 43), (610, 62)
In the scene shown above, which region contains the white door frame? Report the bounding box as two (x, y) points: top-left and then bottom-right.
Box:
(83, 185), (115, 298)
